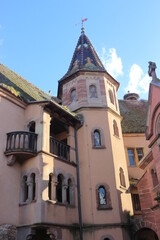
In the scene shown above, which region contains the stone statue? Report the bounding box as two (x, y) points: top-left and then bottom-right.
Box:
(148, 61), (157, 79)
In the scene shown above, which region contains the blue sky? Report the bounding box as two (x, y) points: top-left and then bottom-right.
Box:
(1, 0), (160, 100)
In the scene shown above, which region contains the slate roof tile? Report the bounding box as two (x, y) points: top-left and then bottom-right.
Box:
(119, 99), (148, 133)
(0, 64), (51, 102)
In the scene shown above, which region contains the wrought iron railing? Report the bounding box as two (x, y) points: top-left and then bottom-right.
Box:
(5, 131), (37, 154)
(50, 137), (70, 161)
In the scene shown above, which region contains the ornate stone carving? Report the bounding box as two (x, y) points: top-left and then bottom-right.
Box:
(7, 155), (16, 166)
(148, 61), (157, 79)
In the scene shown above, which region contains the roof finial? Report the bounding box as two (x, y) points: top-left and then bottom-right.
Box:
(148, 61), (157, 81)
(81, 18), (87, 34)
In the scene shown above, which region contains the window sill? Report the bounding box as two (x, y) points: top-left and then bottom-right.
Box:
(19, 199), (36, 206)
(113, 134), (120, 139)
(92, 145), (106, 149)
(97, 205), (112, 210)
(120, 185), (127, 191)
(46, 200), (75, 208)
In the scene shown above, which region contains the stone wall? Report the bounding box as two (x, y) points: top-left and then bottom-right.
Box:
(0, 224), (16, 240)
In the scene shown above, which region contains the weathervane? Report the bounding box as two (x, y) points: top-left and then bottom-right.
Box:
(81, 18), (88, 28)
(81, 18), (87, 33)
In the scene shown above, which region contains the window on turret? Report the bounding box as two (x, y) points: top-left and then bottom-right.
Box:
(119, 167), (126, 188)
(96, 184), (112, 210)
(93, 130), (101, 146)
(113, 120), (119, 137)
(109, 89), (114, 105)
(98, 186), (107, 205)
(89, 85), (97, 98)
(71, 89), (76, 102)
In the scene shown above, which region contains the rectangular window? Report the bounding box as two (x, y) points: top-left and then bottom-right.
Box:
(132, 194), (141, 211)
(136, 148), (144, 161)
(128, 149), (135, 166)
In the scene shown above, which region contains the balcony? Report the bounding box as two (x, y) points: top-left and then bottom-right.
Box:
(50, 137), (70, 161)
(5, 131), (38, 160)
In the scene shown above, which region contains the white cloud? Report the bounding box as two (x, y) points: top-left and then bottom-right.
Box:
(125, 64), (150, 94)
(99, 47), (123, 78)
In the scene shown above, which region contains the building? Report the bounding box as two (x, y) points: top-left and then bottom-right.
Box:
(0, 27), (154, 240)
(119, 93), (149, 215)
(131, 62), (160, 240)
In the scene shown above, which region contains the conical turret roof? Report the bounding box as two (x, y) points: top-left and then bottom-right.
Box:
(58, 28), (119, 99)
(61, 28), (106, 80)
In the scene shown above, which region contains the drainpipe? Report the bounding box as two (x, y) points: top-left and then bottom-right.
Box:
(74, 127), (83, 240)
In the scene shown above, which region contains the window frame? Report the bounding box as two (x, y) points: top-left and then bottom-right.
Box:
(136, 148), (144, 161)
(127, 147), (144, 166)
(131, 193), (141, 212)
(93, 130), (101, 147)
(70, 88), (77, 102)
(151, 168), (159, 188)
(113, 120), (119, 137)
(96, 184), (112, 210)
(119, 167), (126, 188)
(91, 128), (105, 149)
(127, 148), (136, 166)
(20, 169), (38, 205)
(50, 170), (75, 207)
(89, 84), (97, 98)
(109, 89), (114, 105)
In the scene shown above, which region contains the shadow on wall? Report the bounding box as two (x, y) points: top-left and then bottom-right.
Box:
(134, 228), (158, 240)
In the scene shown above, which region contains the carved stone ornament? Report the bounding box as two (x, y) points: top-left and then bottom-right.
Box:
(148, 61), (157, 77)
(7, 155), (16, 166)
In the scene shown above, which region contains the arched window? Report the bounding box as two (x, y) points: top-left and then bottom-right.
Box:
(109, 89), (114, 105)
(66, 178), (72, 204)
(20, 170), (39, 205)
(151, 169), (159, 187)
(70, 89), (76, 102)
(98, 186), (107, 205)
(93, 130), (101, 147)
(89, 85), (97, 98)
(30, 173), (36, 201)
(119, 168), (126, 188)
(96, 184), (112, 210)
(56, 174), (64, 203)
(113, 120), (119, 137)
(22, 175), (28, 202)
(28, 121), (35, 132)
(48, 173), (54, 200)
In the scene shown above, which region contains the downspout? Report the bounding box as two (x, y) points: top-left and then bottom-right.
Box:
(74, 127), (83, 240)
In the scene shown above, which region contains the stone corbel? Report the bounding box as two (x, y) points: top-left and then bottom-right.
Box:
(7, 155), (16, 166)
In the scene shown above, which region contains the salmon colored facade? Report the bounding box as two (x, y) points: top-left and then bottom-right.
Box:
(1, 28), (155, 240)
